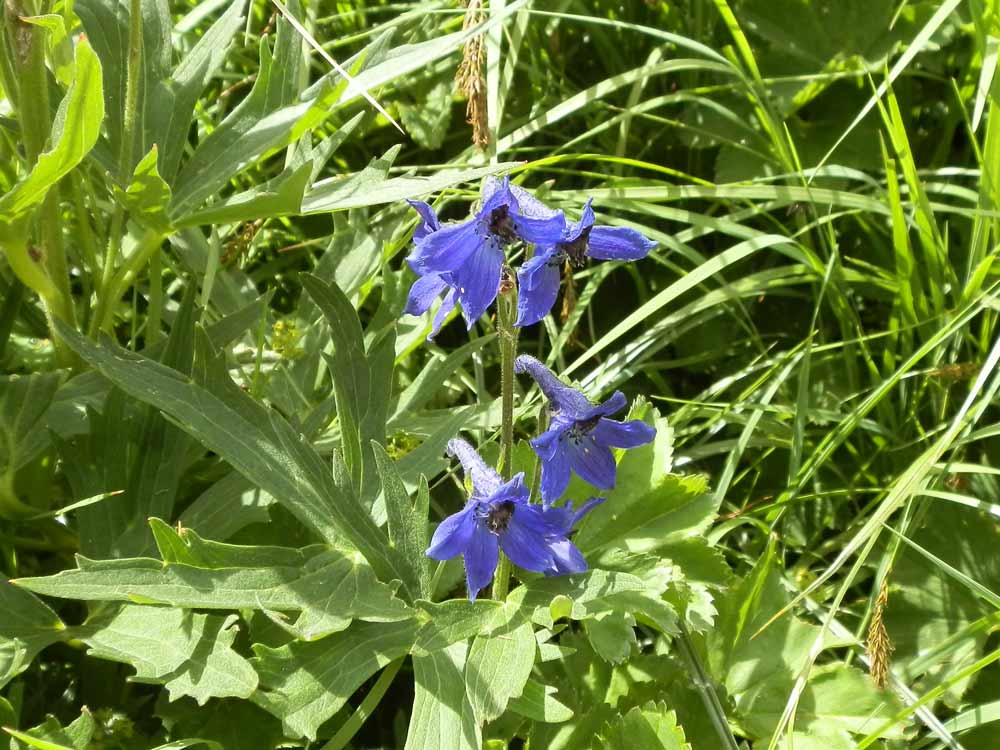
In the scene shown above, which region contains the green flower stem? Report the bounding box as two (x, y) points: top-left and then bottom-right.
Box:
(120, 0), (143, 181)
(90, 229), (164, 335)
(3, 2), (78, 365)
(492, 274), (518, 601)
(320, 658), (404, 750)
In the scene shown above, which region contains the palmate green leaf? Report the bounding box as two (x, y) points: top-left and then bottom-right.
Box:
(74, 604), (257, 704)
(54, 323), (412, 595)
(585, 612), (637, 665)
(511, 569), (677, 635)
(707, 556), (905, 744)
(5, 709), (95, 750)
(14, 545), (412, 640)
(595, 701), (691, 750)
(885, 502), (1000, 704)
(252, 619), (417, 740)
(411, 599), (514, 656)
(465, 619), (536, 726)
(406, 641), (482, 750)
(0, 38), (103, 237)
(0, 579), (66, 688)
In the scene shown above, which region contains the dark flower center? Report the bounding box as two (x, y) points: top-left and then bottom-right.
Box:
(566, 414), (602, 444)
(485, 500), (516, 534)
(488, 205), (519, 244)
(558, 226), (592, 267)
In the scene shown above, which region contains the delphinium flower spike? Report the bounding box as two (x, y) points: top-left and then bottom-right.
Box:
(516, 198), (657, 327)
(514, 354), (656, 504)
(405, 178), (566, 334)
(425, 438), (599, 600)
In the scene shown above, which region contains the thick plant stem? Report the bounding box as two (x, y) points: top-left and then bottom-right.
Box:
(120, 0), (143, 180)
(492, 274), (518, 601)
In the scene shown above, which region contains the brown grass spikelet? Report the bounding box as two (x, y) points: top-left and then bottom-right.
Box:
(867, 573), (894, 689)
(456, 0), (488, 148)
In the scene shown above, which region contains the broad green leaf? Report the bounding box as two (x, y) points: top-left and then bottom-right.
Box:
(174, 163), (311, 228)
(302, 161), (521, 213)
(15, 547), (412, 640)
(405, 641), (481, 750)
(399, 79), (453, 150)
(373, 444), (430, 599)
(0, 38), (103, 230)
(155, 698), (282, 750)
(574, 409), (717, 556)
(512, 569), (675, 631)
(55, 324), (408, 589)
(0, 579), (65, 688)
(412, 599), (513, 655)
(0, 372), (61, 518)
(252, 619), (417, 740)
(507, 679), (574, 723)
(115, 146), (173, 232)
(585, 612), (637, 665)
(178, 471), (276, 541)
(149, 518), (325, 569)
(4, 710), (94, 750)
(595, 701), (690, 750)
(465, 619), (536, 725)
(885, 502), (1000, 704)
(708, 558), (904, 742)
(74, 605), (257, 704)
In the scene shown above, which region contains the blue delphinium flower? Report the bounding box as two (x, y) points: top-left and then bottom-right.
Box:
(514, 354), (656, 504)
(425, 438), (598, 600)
(406, 178), (566, 331)
(516, 198), (657, 327)
(541, 497), (605, 574)
(402, 200), (459, 339)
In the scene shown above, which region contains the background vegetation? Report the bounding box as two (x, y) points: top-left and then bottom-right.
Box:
(1, 1), (999, 748)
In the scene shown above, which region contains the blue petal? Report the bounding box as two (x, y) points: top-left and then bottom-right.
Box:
(545, 538), (588, 576)
(452, 237), (504, 327)
(587, 225), (656, 261)
(448, 438), (502, 498)
(509, 184), (560, 220)
(407, 199), (440, 243)
(489, 472), (530, 505)
(404, 273), (448, 316)
(464, 526), (499, 601)
(408, 219), (483, 276)
(500, 505), (556, 572)
(543, 496), (606, 535)
(513, 355), (593, 418)
(530, 425), (565, 462)
(428, 288), (458, 340)
(566, 436), (617, 490)
(538, 443), (572, 505)
(563, 199), (596, 243)
(511, 210), (567, 246)
(592, 418), (656, 449)
(580, 391), (627, 421)
(480, 176), (515, 215)
(426, 502), (478, 561)
(516, 256), (561, 327)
